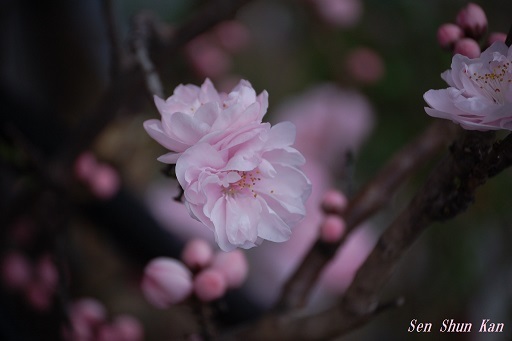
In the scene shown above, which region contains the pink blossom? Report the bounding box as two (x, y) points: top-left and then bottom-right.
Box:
(424, 42), (512, 131)
(176, 122), (311, 251)
(141, 257), (193, 308)
(144, 79), (268, 163)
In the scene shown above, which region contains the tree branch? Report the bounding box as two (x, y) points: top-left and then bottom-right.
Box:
(52, 0), (252, 173)
(275, 120), (458, 311)
(228, 128), (512, 340)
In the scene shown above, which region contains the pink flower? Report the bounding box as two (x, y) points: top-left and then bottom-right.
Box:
(424, 42), (512, 131)
(144, 79), (268, 163)
(176, 122), (311, 251)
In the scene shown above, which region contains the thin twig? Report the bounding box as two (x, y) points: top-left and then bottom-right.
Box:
(131, 11), (164, 99)
(103, 0), (124, 77)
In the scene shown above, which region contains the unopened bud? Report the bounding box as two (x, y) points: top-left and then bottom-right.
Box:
(181, 239), (213, 270)
(320, 215), (345, 243)
(141, 258), (192, 308)
(437, 23), (464, 49)
(211, 250), (248, 288)
(455, 3), (487, 40)
(453, 38), (481, 58)
(194, 268), (227, 302)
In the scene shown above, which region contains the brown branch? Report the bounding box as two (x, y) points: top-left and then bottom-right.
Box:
(103, 0), (124, 77)
(228, 128), (512, 340)
(275, 120), (458, 311)
(131, 11), (164, 99)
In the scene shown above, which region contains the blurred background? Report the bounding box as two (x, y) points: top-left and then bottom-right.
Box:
(1, 0), (512, 340)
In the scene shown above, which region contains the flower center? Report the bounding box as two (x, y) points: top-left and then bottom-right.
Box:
(222, 170), (262, 198)
(466, 59), (512, 104)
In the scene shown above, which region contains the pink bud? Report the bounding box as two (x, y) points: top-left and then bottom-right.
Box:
(437, 23), (464, 49)
(181, 239), (214, 270)
(193, 268), (227, 302)
(25, 281), (52, 311)
(214, 20), (250, 53)
(111, 315), (144, 341)
(185, 36), (232, 78)
(141, 258), (192, 308)
(314, 0), (362, 28)
(35, 254), (58, 291)
(320, 215), (345, 243)
(344, 47), (385, 85)
(487, 32), (507, 45)
(1, 251), (32, 289)
(453, 38), (481, 58)
(211, 250), (248, 288)
(321, 189), (348, 214)
(70, 298), (107, 327)
(74, 152), (98, 181)
(455, 3), (487, 39)
(89, 164), (120, 200)
(97, 324), (120, 341)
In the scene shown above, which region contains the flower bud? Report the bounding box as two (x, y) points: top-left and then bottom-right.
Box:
(1, 251), (31, 289)
(74, 152), (97, 181)
(211, 250), (248, 288)
(194, 268), (227, 302)
(181, 239), (214, 270)
(320, 215), (345, 243)
(437, 23), (464, 49)
(89, 164), (120, 200)
(141, 258), (192, 308)
(35, 254), (58, 291)
(111, 315), (144, 341)
(453, 38), (481, 58)
(321, 189), (347, 214)
(70, 298), (107, 327)
(487, 32), (507, 46)
(344, 47), (385, 85)
(455, 3), (487, 40)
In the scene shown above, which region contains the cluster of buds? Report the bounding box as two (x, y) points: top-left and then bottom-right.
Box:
(62, 298), (144, 341)
(141, 239), (248, 307)
(1, 250), (58, 311)
(319, 189), (348, 243)
(436, 3), (506, 58)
